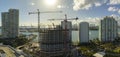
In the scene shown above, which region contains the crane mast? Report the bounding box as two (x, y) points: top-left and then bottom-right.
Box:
(48, 14), (78, 56)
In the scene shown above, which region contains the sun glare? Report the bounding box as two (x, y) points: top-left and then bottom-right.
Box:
(44, 0), (57, 6)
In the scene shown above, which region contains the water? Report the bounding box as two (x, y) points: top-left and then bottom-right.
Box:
(72, 30), (98, 42)
(89, 30), (99, 40)
(0, 29), (101, 42)
(19, 30), (99, 42)
(72, 29), (120, 42)
(1, 29), (120, 42)
(19, 32), (39, 42)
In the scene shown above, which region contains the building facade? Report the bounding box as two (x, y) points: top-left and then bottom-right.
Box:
(61, 21), (72, 42)
(39, 29), (71, 57)
(1, 9), (19, 38)
(79, 22), (89, 43)
(99, 16), (118, 42)
(61, 21), (72, 30)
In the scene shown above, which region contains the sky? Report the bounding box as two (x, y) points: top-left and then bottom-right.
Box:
(0, 0), (120, 26)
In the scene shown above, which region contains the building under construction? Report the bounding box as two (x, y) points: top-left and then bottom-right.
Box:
(39, 21), (72, 57)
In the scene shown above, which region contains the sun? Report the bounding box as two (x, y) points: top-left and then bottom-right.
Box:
(44, 0), (57, 6)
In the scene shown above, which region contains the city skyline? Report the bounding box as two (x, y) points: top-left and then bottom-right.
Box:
(0, 0), (120, 26)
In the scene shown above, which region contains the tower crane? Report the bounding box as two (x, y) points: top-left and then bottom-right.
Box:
(29, 9), (62, 42)
(48, 14), (78, 56)
(48, 14), (78, 22)
(48, 14), (78, 29)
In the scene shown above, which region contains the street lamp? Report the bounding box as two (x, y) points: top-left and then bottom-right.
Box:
(29, 9), (62, 42)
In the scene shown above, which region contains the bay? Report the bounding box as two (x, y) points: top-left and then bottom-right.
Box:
(0, 28), (120, 42)
(0, 29), (98, 42)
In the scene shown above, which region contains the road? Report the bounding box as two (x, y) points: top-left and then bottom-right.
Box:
(0, 45), (16, 57)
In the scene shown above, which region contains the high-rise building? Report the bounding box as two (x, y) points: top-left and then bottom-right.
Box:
(1, 9), (19, 38)
(61, 21), (72, 30)
(61, 21), (72, 47)
(99, 16), (118, 42)
(79, 22), (89, 43)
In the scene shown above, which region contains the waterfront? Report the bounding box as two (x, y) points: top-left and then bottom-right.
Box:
(0, 29), (98, 42)
(19, 30), (99, 42)
(21, 29), (120, 42)
(0, 28), (120, 42)
(72, 30), (98, 42)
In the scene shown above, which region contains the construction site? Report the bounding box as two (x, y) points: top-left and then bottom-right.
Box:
(38, 15), (78, 57)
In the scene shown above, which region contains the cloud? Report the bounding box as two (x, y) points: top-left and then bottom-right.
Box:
(118, 9), (120, 14)
(110, 14), (120, 25)
(73, 0), (120, 11)
(79, 17), (101, 25)
(110, 14), (119, 17)
(73, 0), (107, 10)
(109, 0), (120, 5)
(95, 3), (102, 6)
(79, 16), (120, 26)
(57, 5), (69, 9)
(108, 7), (118, 12)
(57, 5), (63, 8)
(108, 7), (120, 14)
(30, 2), (35, 6)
